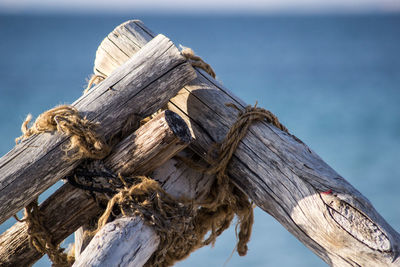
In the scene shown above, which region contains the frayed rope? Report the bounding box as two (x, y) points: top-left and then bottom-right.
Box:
(15, 105), (110, 161)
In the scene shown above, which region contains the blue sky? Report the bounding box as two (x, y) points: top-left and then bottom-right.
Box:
(1, 0), (399, 14)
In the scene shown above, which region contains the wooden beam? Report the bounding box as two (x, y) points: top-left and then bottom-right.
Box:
(86, 20), (400, 266)
(74, 217), (159, 267)
(0, 34), (196, 225)
(0, 110), (192, 266)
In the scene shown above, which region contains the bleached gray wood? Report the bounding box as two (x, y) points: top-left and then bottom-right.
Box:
(152, 153), (214, 202)
(73, 217), (159, 267)
(0, 110), (192, 266)
(89, 20), (400, 266)
(0, 34), (196, 225)
(93, 20), (154, 78)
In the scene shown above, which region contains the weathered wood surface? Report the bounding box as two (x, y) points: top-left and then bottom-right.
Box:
(73, 217), (159, 267)
(90, 20), (400, 266)
(0, 110), (192, 266)
(92, 20), (154, 79)
(0, 34), (196, 225)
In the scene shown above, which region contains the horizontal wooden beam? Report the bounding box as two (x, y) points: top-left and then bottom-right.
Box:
(0, 34), (196, 225)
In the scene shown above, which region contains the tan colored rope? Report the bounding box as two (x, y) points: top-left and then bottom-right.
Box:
(181, 47), (216, 78)
(15, 105), (110, 160)
(198, 102), (288, 256)
(92, 175), (196, 267)
(18, 199), (74, 267)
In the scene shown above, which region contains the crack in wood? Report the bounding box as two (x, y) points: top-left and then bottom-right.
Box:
(323, 194), (391, 252)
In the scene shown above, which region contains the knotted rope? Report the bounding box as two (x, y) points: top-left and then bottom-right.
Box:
(190, 102), (288, 257)
(16, 105), (110, 160)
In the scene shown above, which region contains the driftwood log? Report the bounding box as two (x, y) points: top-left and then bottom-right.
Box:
(0, 34), (196, 226)
(81, 20), (400, 266)
(74, 217), (159, 267)
(0, 108), (192, 266)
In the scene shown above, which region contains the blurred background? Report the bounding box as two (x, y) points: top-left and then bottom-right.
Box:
(0, 0), (399, 266)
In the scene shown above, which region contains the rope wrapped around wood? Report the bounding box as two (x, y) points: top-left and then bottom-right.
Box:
(173, 102), (289, 259)
(83, 103), (288, 267)
(14, 105), (110, 266)
(78, 50), (287, 266)
(15, 105), (110, 160)
(15, 199), (75, 267)
(92, 175), (196, 267)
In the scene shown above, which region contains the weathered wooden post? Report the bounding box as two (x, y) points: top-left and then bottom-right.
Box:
(81, 20), (400, 266)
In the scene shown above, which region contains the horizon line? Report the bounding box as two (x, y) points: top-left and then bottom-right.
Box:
(1, 7), (400, 16)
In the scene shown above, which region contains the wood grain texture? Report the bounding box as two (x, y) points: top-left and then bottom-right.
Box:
(107, 110), (192, 175)
(0, 110), (192, 267)
(0, 34), (196, 225)
(73, 217), (159, 267)
(93, 20), (154, 78)
(89, 20), (400, 266)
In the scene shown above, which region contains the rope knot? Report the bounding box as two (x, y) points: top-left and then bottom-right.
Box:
(15, 105), (110, 160)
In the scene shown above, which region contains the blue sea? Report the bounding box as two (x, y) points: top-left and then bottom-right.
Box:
(0, 13), (399, 267)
